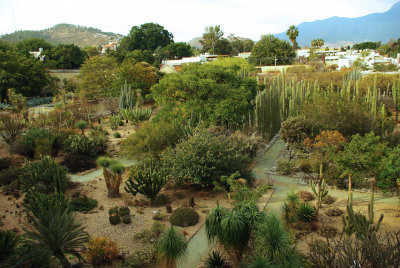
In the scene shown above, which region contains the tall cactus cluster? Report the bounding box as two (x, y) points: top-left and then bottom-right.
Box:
(310, 164), (328, 211)
(342, 177), (384, 239)
(246, 70), (395, 141)
(119, 81), (135, 110)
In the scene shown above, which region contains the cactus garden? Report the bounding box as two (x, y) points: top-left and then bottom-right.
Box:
(1, 43), (400, 267)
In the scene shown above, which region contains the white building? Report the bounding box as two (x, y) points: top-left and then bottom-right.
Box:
(29, 48), (45, 61)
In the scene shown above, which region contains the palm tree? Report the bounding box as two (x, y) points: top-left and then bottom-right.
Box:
(15, 207), (88, 267)
(286, 25), (299, 51)
(311, 38), (324, 49)
(157, 225), (187, 268)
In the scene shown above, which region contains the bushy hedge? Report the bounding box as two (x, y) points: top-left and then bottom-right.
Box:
(63, 135), (102, 157)
(161, 130), (252, 188)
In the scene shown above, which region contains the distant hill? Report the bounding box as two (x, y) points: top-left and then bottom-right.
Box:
(274, 1), (400, 47)
(0, 23), (122, 48)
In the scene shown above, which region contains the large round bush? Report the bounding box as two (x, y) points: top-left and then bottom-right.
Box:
(170, 207), (199, 227)
(161, 130), (252, 188)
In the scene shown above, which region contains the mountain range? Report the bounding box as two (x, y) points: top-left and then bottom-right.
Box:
(274, 1), (400, 47)
(1, 2), (400, 49)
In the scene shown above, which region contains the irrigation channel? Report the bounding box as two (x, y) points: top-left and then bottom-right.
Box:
(70, 139), (398, 268)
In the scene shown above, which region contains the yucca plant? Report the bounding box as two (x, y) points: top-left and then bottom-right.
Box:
(297, 202), (317, 222)
(0, 230), (19, 263)
(97, 157), (125, 198)
(0, 115), (26, 144)
(205, 250), (227, 268)
(156, 225), (187, 268)
(124, 159), (169, 200)
(205, 202), (229, 243)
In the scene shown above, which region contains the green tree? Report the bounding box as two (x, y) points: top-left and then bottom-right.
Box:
(0, 50), (50, 99)
(200, 25), (224, 54)
(332, 132), (387, 185)
(14, 206), (88, 267)
(152, 63), (258, 127)
(84, 46), (100, 58)
(16, 38), (53, 55)
(44, 44), (86, 69)
(249, 35), (295, 65)
(165, 42), (193, 59)
(280, 117), (314, 159)
(353, 41), (380, 50)
(78, 55), (118, 97)
(286, 25), (299, 51)
(119, 23), (173, 53)
(114, 60), (159, 95)
(124, 49), (155, 65)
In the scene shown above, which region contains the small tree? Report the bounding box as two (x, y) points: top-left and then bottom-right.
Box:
(280, 117), (314, 160)
(124, 160), (169, 201)
(75, 120), (87, 136)
(157, 225), (187, 268)
(97, 157), (125, 198)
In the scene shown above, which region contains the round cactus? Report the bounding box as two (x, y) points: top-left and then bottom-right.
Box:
(109, 213), (121, 225)
(122, 215), (131, 224)
(119, 206), (130, 217)
(108, 206), (119, 215)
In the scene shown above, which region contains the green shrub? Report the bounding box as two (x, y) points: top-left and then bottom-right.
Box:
(19, 156), (69, 194)
(298, 160), (312, 174)
(170, 207), (199, 227)
(109, 115), (121, 130)
(118, 206), (130, 217)
(122, 215), (131, 224)
(113, 132), (121, 138)
(161, 129), (253, 188)
(121, 120), (184, 159)
(25, 191), (70, 217)
(63, 134), (99, 157)
(297, 203), (316, 222)
(21, 127), (56, 158)
(151, 194), (170, 207)
(109, 214), (121, 225)
(61, 154), (97, 173)
(277, 158), (294, 175)
(134, 222), (165, 243)
(0, 115), (26, 145)
(70, 196), (98, 212)
(153, 212), (167, 221)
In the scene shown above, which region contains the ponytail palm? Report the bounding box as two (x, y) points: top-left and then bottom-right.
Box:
(157, 225), (187, 268)
(15, 207), (88, 267)
(205, 202), (229, 242)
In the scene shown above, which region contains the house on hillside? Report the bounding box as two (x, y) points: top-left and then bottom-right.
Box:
(101, 43), (118, 55)
(29, 48), (45, 61)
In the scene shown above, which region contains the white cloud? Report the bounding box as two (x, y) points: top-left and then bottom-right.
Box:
(0, 0), (398, 41)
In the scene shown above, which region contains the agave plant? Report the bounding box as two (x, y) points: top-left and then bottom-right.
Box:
(297, 202), (317, 222)
(205, 250), (227, 268)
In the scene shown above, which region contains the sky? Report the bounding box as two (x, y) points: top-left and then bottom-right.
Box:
(0, 0), (398, 42)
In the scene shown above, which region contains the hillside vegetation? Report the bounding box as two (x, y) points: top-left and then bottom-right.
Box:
(0, 23), (122, 48)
